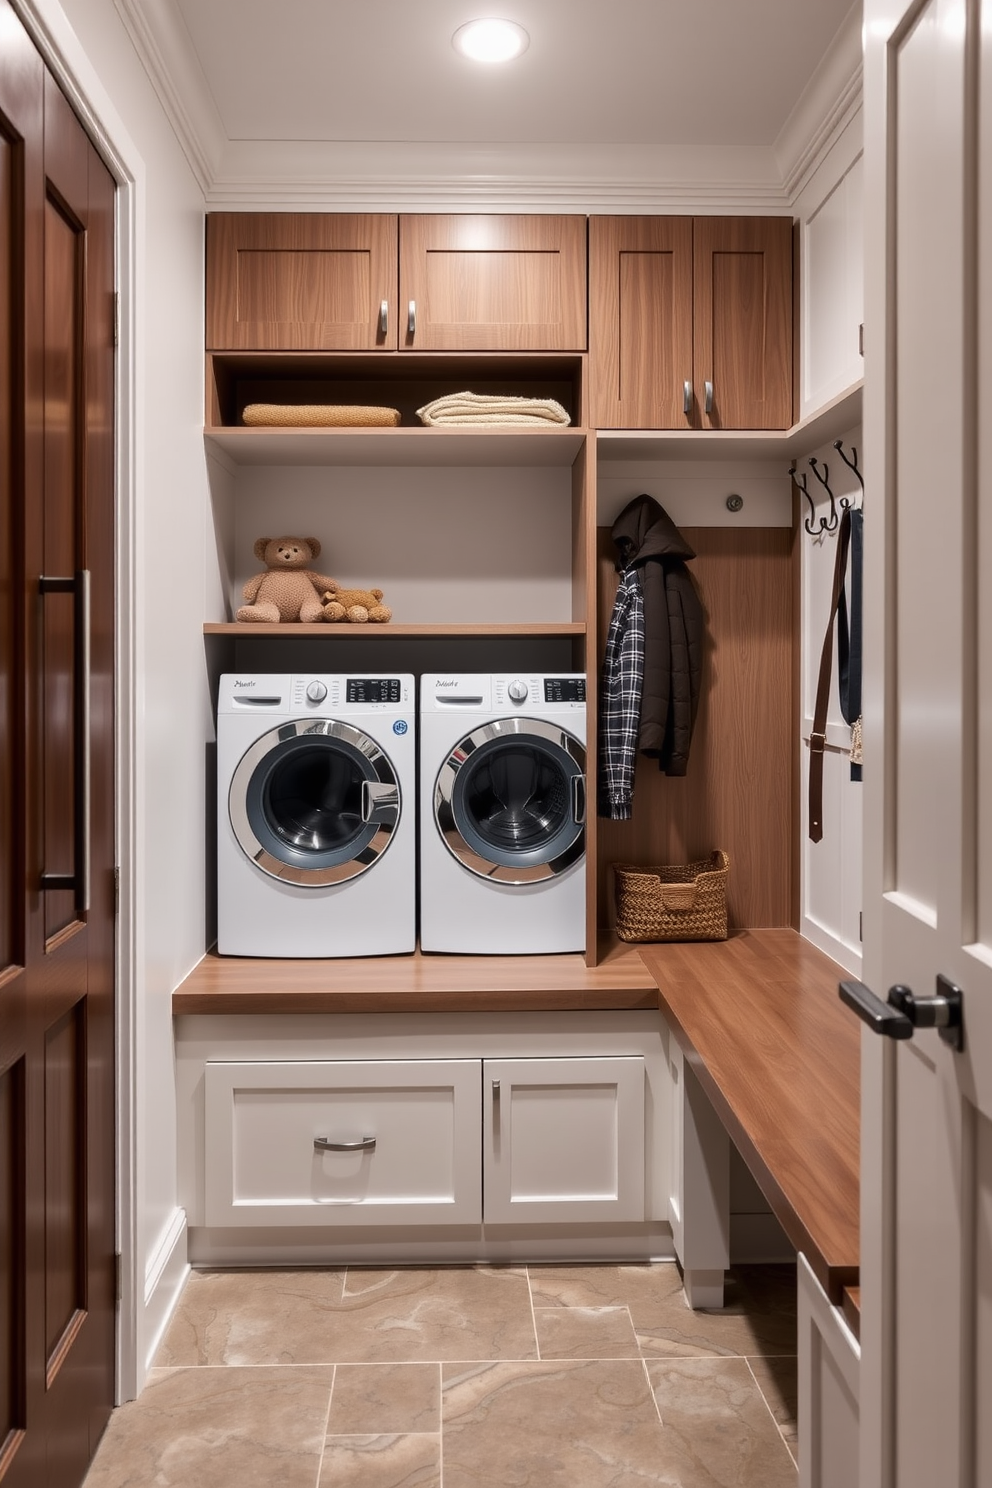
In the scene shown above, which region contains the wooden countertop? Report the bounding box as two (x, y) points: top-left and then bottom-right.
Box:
(172, 936), (658, 1015)
(637, 928), (860, 1303)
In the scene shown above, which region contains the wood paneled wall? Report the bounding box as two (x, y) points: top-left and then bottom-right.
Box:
(596, 524), (795, 932)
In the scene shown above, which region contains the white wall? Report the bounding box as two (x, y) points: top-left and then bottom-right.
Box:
(19, 0), (211, 1395)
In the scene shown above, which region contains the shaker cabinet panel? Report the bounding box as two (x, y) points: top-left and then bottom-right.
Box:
(206, 213), (399, 350)
(590, 214), (794, 430)
(483, 1056), (645, 1224)
(203, 1059), (482, 1226)
(399, 214), (588, 351)
(693, 215), (794, 430)
(589, 216), (694, 428)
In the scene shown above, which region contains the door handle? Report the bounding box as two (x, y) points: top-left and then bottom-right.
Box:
(38, 569), (91, 912)
(889, 975), (964, 1051)
(314, 1135), (377, 1153)
(407, 300), (416, 337)
(361, 779), (399, 825)
(704, 380), (714, 416)
(378, 299), (388, 337)
(839, 976), (964, 1051)
(571, 774), (586, 825)
(683, 379), (693, 418)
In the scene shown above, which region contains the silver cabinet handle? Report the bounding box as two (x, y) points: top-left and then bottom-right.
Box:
(38, 568), (90, 911)
(704, 380), (714, 415)
(314, 1135), (377, 1152)
(378, 299), (388, 336)
(683, 379), (692, 417)
(407, 299), (416, 336)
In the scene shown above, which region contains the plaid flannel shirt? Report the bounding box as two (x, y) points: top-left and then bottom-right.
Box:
(598, 564), (645, 819)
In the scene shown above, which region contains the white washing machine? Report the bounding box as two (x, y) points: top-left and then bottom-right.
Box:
(217, 674), (415, 957)
(419, 673), (587, 955)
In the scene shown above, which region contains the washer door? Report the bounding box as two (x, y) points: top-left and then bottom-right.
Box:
(434, 718), (586, 883)
(230, 719), (400, 886)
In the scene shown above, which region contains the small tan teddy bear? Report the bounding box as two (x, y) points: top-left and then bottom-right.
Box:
(322, 583), (392, 625)
(237, 536), (337, 624)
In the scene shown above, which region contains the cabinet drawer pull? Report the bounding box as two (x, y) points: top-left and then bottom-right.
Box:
(683, 379), (692, 417)
(314, 1135), (377, 1153)
(407, 300), (416, 337)
(378, 299), (388, 336)
(704, 380), (714, 416)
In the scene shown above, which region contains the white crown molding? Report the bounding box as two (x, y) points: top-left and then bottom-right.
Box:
(110, 0), (862, 212)
(112, 0), (226, 193)
(775, 0), (864, 202)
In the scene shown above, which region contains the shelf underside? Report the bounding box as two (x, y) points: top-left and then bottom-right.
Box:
(206, 426), (587, 468)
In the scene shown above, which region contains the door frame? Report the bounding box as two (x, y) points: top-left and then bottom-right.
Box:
(13, 0), (141, 1402)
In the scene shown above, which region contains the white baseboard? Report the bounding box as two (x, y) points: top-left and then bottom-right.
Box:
(142, 1207), (189, 1378)
(187, 1222), (675, 1269)
(801, 917), (863, 980)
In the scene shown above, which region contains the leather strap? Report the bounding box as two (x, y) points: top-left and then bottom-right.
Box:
(809, 509), (853, 843)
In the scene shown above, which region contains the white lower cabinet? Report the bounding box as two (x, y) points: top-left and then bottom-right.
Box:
(204, 1054), (645, 1230)
(798, 1253), (860, 1488)
(483, 1057), (644, 1224)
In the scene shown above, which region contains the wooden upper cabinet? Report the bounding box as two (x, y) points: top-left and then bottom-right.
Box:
(205, 213), (399, 350)
(399, 214), (588, 351)
(588, 216), (694, 428)
(589, 214), (794, 430)
(693, 216), (794, 430)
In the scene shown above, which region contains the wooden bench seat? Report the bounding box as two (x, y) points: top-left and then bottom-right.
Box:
(637, 928), (860, 1305)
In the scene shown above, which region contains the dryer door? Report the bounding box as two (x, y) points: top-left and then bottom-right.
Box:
(435, 718), (586, 884)
(229, 719), (400, 885)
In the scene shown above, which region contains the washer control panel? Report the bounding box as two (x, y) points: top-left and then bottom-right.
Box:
(492, 675), (586, 712)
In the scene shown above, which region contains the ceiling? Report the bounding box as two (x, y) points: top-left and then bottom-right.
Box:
(115, 0), (863, 208)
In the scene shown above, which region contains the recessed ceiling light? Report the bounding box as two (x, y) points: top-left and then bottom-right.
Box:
(452, 18), (530, 63)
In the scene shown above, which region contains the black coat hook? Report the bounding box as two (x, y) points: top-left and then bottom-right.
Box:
(808, 456), (839, 534)
(833, 439), (864, 508)
(791, 460), (830, 537)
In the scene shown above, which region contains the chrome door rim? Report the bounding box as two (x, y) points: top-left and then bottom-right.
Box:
(433, 716), (585, 884)
(229, 717), (400, 886)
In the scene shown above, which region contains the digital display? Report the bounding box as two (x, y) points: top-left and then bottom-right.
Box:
(347, 678), (402, 704)
(544, 677), (586, 703)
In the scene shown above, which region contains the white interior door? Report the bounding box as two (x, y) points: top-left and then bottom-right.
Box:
(861, 1), (992, 1483)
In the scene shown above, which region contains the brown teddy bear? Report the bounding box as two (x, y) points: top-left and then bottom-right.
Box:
(322, 583), (392, 624)
(237, 536), (337, 623)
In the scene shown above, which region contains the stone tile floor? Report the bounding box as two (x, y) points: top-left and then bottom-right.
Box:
(84, 1262), (798, 1487)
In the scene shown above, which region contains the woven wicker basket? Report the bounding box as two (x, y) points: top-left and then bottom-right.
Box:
(613, 851), (730, 943)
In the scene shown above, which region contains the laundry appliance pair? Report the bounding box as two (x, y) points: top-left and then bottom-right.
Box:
(216, 672), (587, 958)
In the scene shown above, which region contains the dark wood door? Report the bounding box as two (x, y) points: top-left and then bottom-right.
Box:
(0, 5), (116, 1484)
(588, 215), (694, 428)
(692, 216), (794, 430)
(399, 215), (588, 350)
(205, 212), (399, 350)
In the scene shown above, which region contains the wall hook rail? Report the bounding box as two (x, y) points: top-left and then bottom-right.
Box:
(791, 460), (829, 537)
(832, 439), (864, 508)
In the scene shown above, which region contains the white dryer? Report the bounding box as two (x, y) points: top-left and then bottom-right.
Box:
(419, 673), (587, 955)
(217, 674), (415, 957)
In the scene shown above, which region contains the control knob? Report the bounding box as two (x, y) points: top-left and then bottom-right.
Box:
(507, 679), (529, 702)
(306, 680), (327, 703)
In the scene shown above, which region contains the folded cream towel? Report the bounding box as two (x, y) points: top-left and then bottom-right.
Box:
(416, 391), (571, 427)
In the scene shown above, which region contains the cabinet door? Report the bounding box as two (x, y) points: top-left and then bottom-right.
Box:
(205, 213), (398, 350)
(588, 216), (694, 428)
(693, 216), (794, 429)
(483, 1057), (644, 1223)
(399, 214), (587, 351)
(204, 1059), (481, 1226)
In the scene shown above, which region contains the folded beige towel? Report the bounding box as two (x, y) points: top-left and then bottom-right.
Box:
(241, 404), (401, 428)
(416, 391), (571, 427)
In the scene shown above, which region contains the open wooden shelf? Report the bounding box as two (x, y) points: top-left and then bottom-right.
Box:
(203, 622), (586, 638)
(205, 426), (588, 469)
(172, 937), (658, 1016)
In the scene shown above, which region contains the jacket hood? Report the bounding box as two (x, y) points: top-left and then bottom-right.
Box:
(611, 494), (696, 569)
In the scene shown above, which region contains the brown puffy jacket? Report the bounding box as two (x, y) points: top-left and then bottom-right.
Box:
(611, 495), (704, 776)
